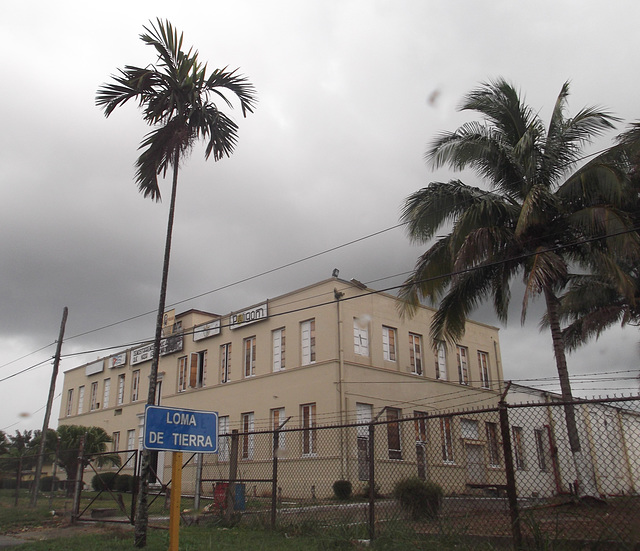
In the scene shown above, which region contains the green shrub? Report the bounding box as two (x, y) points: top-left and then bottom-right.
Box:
(332, 479), (352, 500)
(361, 482), (382, 499)
(91, 471), (119, 491)
(393, 477), (443, 520)
(39, 475), (60, 491)
(116, 474), (135, 493)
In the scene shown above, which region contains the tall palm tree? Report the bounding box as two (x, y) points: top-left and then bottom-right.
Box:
(96, 19), (256, 546)
(400, 79), (639, 496)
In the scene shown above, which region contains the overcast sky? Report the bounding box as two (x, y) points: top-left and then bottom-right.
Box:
(1, 0), (639, 434)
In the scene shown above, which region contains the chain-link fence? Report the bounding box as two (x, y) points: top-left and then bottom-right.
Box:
(52, 395), (640, 548)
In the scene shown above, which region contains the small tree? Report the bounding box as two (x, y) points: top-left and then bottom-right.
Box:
(57, 425), (120, 496)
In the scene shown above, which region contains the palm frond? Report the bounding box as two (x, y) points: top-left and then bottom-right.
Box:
(397, 237), (454, 317)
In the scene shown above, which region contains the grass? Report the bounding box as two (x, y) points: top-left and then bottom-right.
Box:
(4, 488), (606, 550)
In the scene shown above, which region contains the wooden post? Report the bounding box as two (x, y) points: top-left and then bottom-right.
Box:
(31, 307), (68, 507)
(499, 399), (523, 549)
(71, 435), (86, 524)
(368, 422), (375, 541)
(168, 452), (182, 551)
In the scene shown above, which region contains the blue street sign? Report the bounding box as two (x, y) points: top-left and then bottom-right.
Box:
(144, 405), (218, 453)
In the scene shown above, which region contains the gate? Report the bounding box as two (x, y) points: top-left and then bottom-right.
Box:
(73, 448), (139, 524)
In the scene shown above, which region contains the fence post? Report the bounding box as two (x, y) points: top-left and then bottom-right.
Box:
(498, 399), (522, 549)
(225, 430), (239, 522)
(194, 453), (203, 511)
(271, 428), (279, 529)
(71, 435), (86, 524)
(130, 450), (139, 524)
(368, 422), (375, 541)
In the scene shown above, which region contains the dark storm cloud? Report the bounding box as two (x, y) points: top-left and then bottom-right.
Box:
(1, 0), (639, 431)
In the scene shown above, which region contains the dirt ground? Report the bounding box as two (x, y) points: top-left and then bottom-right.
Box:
(5, 520), (133, 544)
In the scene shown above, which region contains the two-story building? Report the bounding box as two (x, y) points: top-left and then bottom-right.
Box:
(58, 277), (505, 495)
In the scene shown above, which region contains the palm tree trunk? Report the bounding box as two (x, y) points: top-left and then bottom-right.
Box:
(544, 287), (597, 497)
(135, 150), (180, 548)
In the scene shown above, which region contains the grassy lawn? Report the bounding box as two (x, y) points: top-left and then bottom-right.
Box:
(0, 489), (507, 550)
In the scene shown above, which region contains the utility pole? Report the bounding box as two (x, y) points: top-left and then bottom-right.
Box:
(30, 306), (68, 507)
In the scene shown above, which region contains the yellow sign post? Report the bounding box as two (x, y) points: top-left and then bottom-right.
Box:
(168, 451), (182, 551)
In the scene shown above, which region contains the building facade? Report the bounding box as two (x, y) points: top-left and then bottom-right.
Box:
(58, 277), (505, 495)
(506, 384), (640, 498)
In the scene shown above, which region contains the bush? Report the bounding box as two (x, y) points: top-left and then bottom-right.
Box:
(393, 477), (443, 520)
(39, 476), (60, 491)
(91, 471), (119, 491)
(360, 482), (382, 499)
(332, 480), (352, 500)
(116, 474), (135, 493)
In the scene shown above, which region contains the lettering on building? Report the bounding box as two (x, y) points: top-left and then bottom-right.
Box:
(229, 302), (268, 330)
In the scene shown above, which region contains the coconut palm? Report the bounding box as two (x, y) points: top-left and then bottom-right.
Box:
(96, 19), (256, 545)
(557, 123), (640, 350)
(400, 79), (639, 496)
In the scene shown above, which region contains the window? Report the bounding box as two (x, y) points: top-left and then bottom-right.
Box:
(386, 408), (402, 460)
(301, 403), (317, 455)
(535, 429), (547, 471)
(435, 341), (447, 380)
(112, 431), (120, 453)
(154, 378), (162, 405)
(486, 422), (500, 467)
(177, 356), (188, 392)
(271, 407), (286, 453)
(414, 412), (428, 444)
(66, 388), (74, 417)
(218, 416), (230, 461)
(353, 318), (369, 356)
(441, 417), (454, 463)
(103, 378), (111, 409)
(512, 427), (526, 470)
(244, 337), (256, 378)
(137, 414), (145, 450)
(460, 419), (479, 440)
(409, 333), (423, 375)
(131, 370), (141, 402)
(127, 429), (136, 450)
(77, 386), (85, 414)
(221, 344), (232, 383)
(273, 328), (285, 371)
(478, 351), (490, 389)
(189, 350), (207, 388)
(241, 412), (254, 460)
(382, 326), (397, 362)
(414, 411), (429, 480)
(356, 403), (372, 480)
(90, 381), (99, 411)
(117, 374), (125, 405)
(301, 319), (316, 365)
(456, 345), (469, 385)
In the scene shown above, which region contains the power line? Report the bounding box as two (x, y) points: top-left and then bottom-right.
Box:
(8, 223), (638, 380)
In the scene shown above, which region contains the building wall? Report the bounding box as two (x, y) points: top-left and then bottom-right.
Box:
(58, 278), (504, 494)
(506, 384), (640, 498)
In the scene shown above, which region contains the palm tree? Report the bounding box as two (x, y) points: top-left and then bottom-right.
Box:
(56, 425), (120, 496)
(557, 123), (640, 350)
(96, 19), (256, 545)
(400, 79), (639, 496)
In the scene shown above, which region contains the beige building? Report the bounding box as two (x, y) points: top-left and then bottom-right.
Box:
(58, 277), (505, 495)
